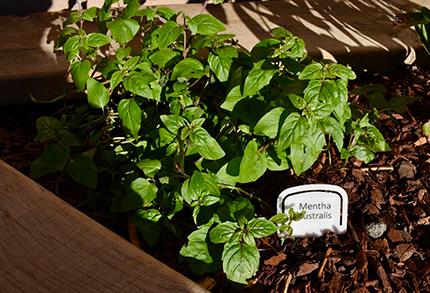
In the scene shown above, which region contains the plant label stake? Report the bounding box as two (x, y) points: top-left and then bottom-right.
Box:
(277, 184), (348, 237)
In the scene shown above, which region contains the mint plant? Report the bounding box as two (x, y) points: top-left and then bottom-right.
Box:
(397, 7), (430, 54)
(31, 0), (387, 284)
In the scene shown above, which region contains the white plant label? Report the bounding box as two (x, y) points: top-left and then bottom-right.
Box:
(277, 184), (348, 237)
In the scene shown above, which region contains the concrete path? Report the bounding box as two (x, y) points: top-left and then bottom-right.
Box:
(0, 0), (428, 104)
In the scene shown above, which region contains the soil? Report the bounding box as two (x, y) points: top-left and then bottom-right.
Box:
(1, 65), (430, 292)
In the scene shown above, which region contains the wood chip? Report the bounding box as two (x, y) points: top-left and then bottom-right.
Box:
(197, 276), (216, 290)
(352, 169), (365, 182)
(356, 249), (368, 274)
(394, 244), (416, 262)
(264, 253), (287, 267)
(371, 189), (385, 209)
(387, 229), (412, 243)
(377, 265), (393, 293)
(417, 216), (430, 225)
(398, 161), (416, 179)
(414, 136), (427, 146)
(296, 262), (319, 277)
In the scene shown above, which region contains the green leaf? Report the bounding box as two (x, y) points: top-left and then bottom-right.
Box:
(119, 178), (158, 212)
(253, 107), (284, 138)
(209, 222), (239, 243)
(289, 208), (306, 221)
(303, 80), (338, 106)
(215, 157), (241, 186)
(118, 98), (141, 138)
(289, 128), (325, 175)
(133, 209), (162, 246)
(288, 94), (306, 110)
(266, 150), (290, 171)
(58, 129), (79, 147)
(123, 71), (160, 100)
(200, 195), (220, 207)
(272, 27), (293, 38)
(182, 171), (220, 205)
(243, 62), (277, 97)
(35, 116), (63, 142)
(188, 14), (225, 35)
(30, 144), (70, 178)
(208, 46), (237, 82)
(362, 125), (388, 152)
(156, 7), (176, 20)
(183, 107), (205, 121)
(86, 78), (109, 108)
(160, 114), (186, 134)
(214, 46), (238, 58)
(110, 70), (125, 90)
(423, 120), (430, 137)
(270, 213), (289, 224)
(153, 21), (183, 49)
(319, 116), (344, 151)
(220, 85), (244, 111)
(238, 140), (267, 183)
(190, 127), (225, 160)
(181, 178), (197, 205)
(208, 53), (232, 82)
(66, 154), (98, 188)
(171, 58), (204, 81)
(180, 223), (214, 263)
(350, 146), (374, 163)
(87, 33), (111, 47)
(298, 63), (324, 80)
(274, 36), (307, 61)
(64, 11), (80, 25)
(107, 18), (140, 45)
(277, 112), (307, 150)
(221, 242), (259, 284)
(71, 60), (91, 91)
(251, 38), (280, 61)
(328, 63), (356, 80)
(115, 47), (132, 62)
(122, 0), (140, 18)
(63, 35), (80, 54)
(56, 26), (78, 49)
(136, 159), (161, 177)
(247, 218), (277, 238)
(82, 7), (98, 21)
(149, 49), (179, 67)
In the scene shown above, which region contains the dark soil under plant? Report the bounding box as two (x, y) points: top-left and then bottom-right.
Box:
(1, 65), (430, 292)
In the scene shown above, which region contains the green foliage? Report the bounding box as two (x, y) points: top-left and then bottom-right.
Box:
(32, 1), (387, 284)
(352, 84), (417, 113)
(397, 7), (430, 54)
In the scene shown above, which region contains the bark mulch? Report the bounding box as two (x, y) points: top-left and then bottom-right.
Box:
(1, 65), (429, 292)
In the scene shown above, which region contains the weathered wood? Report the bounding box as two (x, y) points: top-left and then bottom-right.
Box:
(0, 160), (207, 293)
(0, 0), (428, 104)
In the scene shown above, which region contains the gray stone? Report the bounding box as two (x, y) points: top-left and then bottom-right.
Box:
(365, 222), (387, 239)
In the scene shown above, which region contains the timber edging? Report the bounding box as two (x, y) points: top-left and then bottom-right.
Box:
(0, 159), (208, 293)
(0, 0), (429, 103)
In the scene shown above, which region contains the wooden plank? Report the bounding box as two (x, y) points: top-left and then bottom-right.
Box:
(0, 0), (428, 104)
(0, 160), (207, 293)
(4, 0), (430, 14)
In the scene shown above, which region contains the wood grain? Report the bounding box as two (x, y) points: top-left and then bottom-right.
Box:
(0, 0), (428, 104)
(0, 160), (207, 293)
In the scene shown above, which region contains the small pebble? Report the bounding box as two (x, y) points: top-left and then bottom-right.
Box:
(365, 222), (387, 239)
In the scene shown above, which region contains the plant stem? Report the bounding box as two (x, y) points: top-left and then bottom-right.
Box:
(224, 186), (275, 213)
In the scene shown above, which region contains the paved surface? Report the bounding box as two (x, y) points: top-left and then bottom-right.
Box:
(0, 0), (428, 104)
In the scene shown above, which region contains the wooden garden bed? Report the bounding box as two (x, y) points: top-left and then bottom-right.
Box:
(0, 159), (207, 292)
(0, 0), (428, 104)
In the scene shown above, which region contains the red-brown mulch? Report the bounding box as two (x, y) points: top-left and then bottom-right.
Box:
(1, 65), (430, 292)
(250, 66), (430, 293)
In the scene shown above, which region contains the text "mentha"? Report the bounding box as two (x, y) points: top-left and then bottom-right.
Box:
(299, 202), (332, 210)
